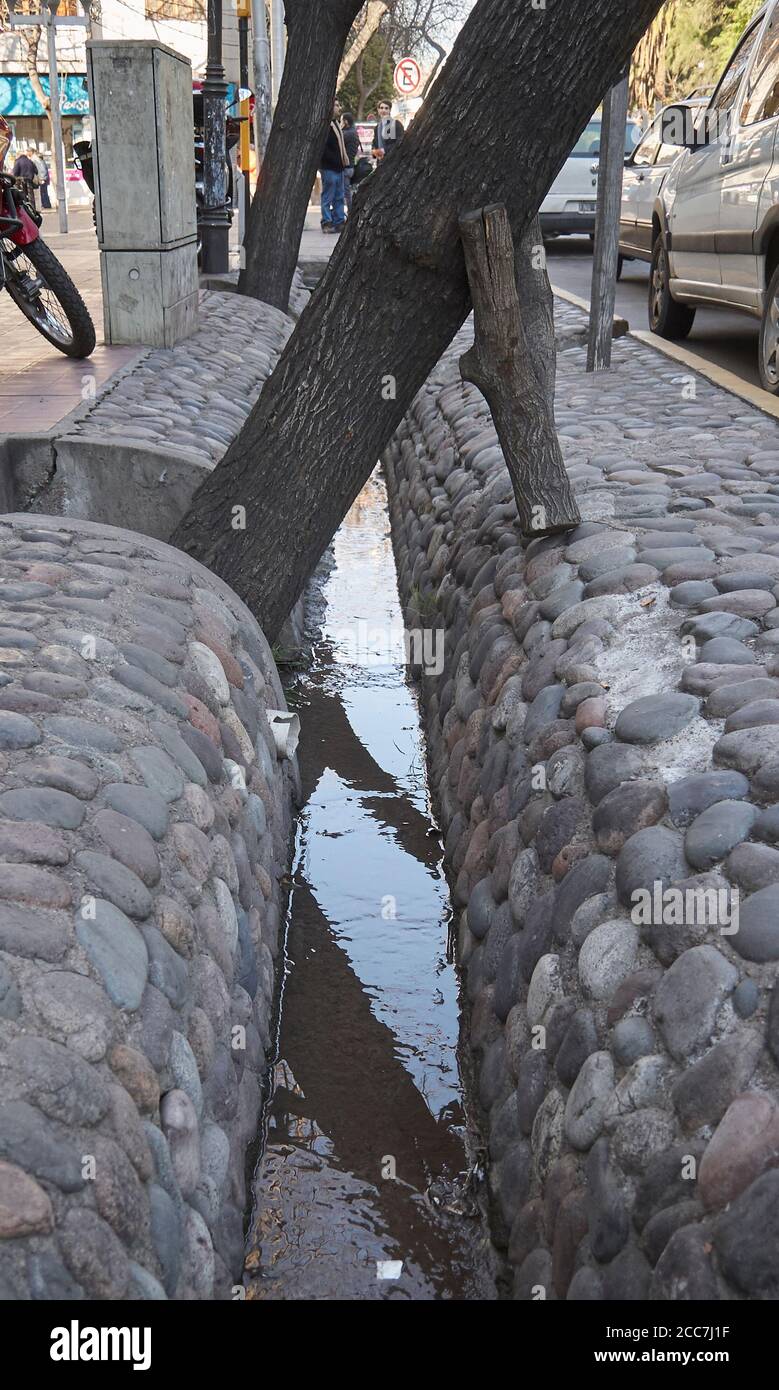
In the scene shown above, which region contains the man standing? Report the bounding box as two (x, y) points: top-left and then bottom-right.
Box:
(341, 111), (360, 216)
(371, 100), (405, 162)
(319, 102), (348, 234)
(11, 149), (38, 211)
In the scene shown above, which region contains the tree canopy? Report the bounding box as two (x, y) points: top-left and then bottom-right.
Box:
(631, 0), (763, 110)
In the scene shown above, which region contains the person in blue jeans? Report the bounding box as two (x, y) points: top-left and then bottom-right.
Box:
(319, 103), (347, 233)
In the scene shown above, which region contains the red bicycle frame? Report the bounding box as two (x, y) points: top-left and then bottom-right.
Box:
(0, 185), (39, 246)
(0, 115), (39, 246)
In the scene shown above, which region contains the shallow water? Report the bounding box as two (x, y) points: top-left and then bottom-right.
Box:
(244, 473), (495, 1301)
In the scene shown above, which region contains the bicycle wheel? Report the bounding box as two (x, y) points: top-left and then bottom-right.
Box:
(2, 233), (95, 358)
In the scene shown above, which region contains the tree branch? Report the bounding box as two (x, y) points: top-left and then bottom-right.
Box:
(338, 1), (388, 87)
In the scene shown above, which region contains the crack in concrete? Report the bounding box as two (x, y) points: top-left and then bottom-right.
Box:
(20, 438), (58, 512)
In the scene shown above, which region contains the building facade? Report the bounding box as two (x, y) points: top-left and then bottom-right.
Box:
(0, 0), (246, 161)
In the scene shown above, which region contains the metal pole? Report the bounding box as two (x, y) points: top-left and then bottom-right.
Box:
(587, 70), (630, 372)
(252, 0), (272, 161)
(270, 0), (285, 108)
(201, 0), (230, 274)
(238, 10), (251, 213)
(46, 13), (68, 234)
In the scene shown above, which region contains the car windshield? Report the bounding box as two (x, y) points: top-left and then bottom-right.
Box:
(572, 119), (642, 156)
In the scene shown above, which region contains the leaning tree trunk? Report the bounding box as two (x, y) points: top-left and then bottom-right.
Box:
(238, 0), (363, 310)
(459, 204), (580, 536)
(174, 0), (665, 642)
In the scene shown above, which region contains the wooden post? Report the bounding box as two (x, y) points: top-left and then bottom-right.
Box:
(459, 205), (581, 538)
(587, 70), (630, 371)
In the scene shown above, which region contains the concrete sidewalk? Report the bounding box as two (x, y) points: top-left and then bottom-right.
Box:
(1, 206), (336, 439)
(0, 208), (138, 434)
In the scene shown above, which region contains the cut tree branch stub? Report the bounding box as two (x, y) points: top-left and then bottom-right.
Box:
(458, 204), (580, 539)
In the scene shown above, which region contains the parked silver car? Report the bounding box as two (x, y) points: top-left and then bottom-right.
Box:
(650, 0), (779, 392)
(618, 100), (707, 272)
(541, 117), (641, 239)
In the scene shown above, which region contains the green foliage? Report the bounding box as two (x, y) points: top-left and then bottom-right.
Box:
(666, 0), (763, 96)
(338, 31), (396, 117)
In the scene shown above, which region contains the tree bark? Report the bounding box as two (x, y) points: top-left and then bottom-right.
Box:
(459, 205), (580, 537)
(338, 1), (388, 87)
(174, 0), (665, 642)
(238, 0), (363, 310)
(516, 215), (557, 407)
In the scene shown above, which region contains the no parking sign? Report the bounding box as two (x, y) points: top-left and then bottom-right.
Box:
(393, 57), (421, 96)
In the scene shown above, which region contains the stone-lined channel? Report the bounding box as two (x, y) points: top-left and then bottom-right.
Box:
(244, 474), (496, 1300)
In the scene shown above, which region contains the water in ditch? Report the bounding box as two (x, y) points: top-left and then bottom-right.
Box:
(244, 472), (496, 1301)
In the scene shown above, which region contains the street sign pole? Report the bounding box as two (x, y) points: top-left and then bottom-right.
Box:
(270, 0), (285, 108)
(45, 13), (68, 233)
(251, 0), (272, 163)
(587, 68), (630, 371)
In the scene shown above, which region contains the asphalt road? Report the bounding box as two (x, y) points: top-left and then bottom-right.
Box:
(545, 236), (763, 389)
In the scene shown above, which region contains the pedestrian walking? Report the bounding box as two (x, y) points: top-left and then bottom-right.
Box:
(33, 152), (51, 209)
(341, 111), (360, 216)
(11, 150), (39, 211)
(319, 103), (348, 234)
(371, 101), (405, 163)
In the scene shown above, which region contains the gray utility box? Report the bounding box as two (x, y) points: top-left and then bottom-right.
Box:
(87, 40), (198, 348)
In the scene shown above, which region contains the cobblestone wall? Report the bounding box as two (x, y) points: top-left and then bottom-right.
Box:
(0, 514), (297, 1300)
(384, 305), (779, 1301)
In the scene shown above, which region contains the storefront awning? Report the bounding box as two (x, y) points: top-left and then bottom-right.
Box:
(0, 73), (90, 119)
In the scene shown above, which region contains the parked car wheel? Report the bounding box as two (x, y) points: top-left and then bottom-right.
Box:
(759, 264), (779, 395)
(649, 237), (696, 340)
(617, 254), (624, 281)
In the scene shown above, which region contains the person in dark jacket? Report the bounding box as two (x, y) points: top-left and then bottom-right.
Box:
(371, 100), (405, 162)
(340, 111), (360, 215)
(319, 103), (347, 233)
(12, 151), (38, 210)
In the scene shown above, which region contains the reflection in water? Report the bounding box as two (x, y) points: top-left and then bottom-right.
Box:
(244, 472), (495, 1300)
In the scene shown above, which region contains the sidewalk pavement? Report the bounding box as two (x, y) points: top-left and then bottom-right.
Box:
(0, 208), (139, 434)
(299, 204), (339, 276)
(1, 205), (336, 439)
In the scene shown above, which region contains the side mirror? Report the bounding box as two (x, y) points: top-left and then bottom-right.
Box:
(624, 152), (635, 166)
(660, 103), (717, 150)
